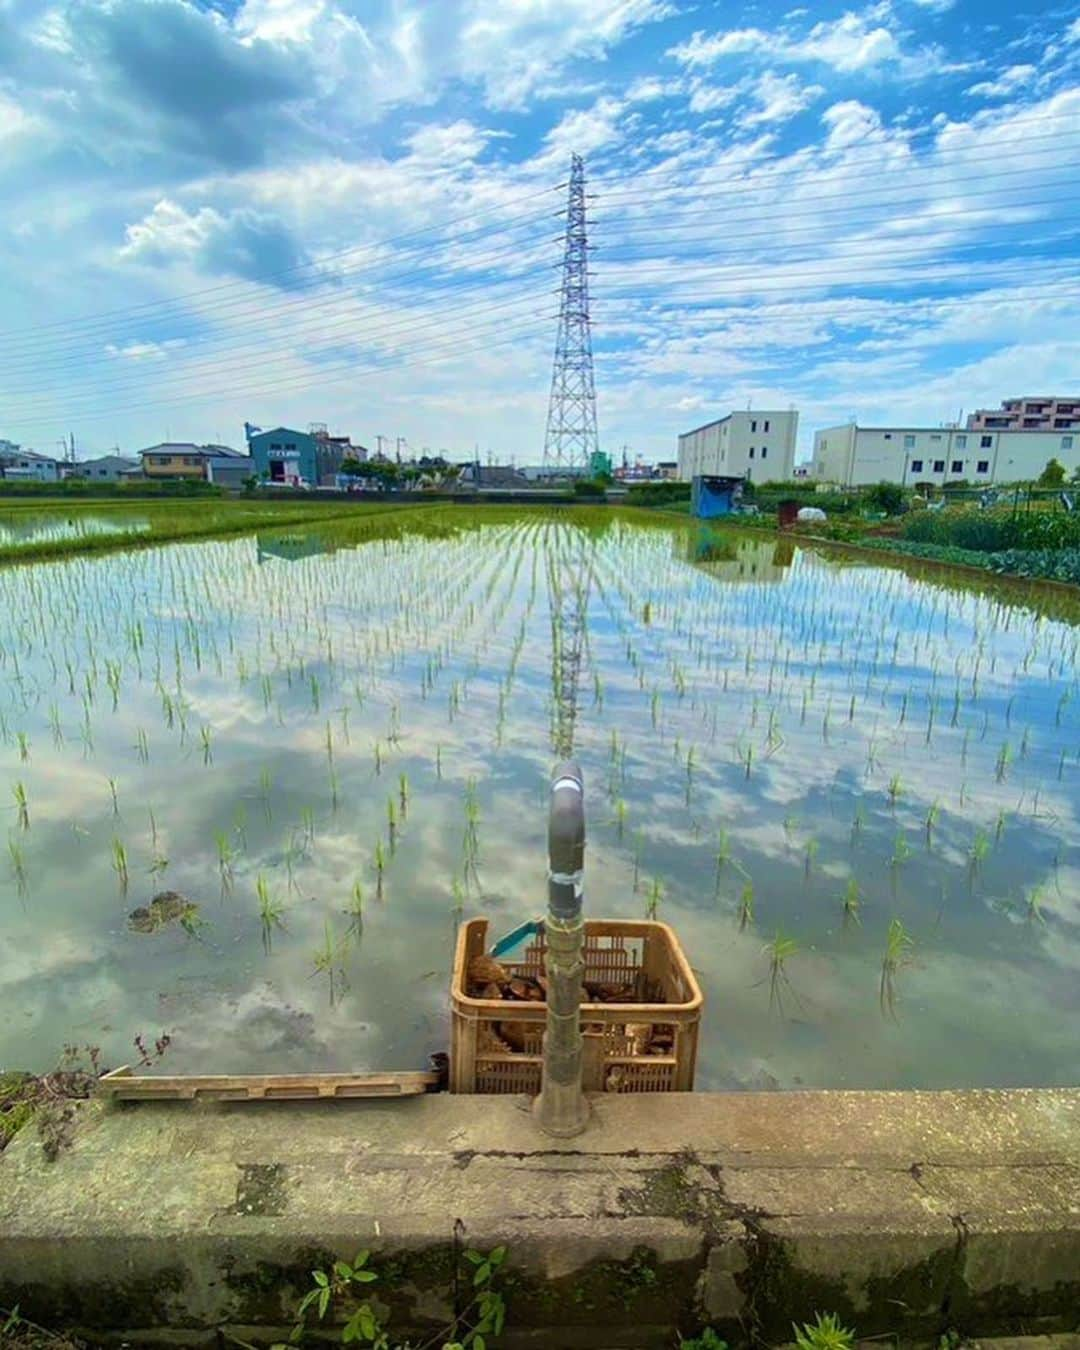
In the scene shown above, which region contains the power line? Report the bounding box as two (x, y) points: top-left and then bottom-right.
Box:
(6, 306), (564, 426)
(0, 179), (567, 342)
(6, 271), (562, 400)
(5, 117), (1078, 354)
(588, 106), (1080, 198)
(8, 176), (1078, 381)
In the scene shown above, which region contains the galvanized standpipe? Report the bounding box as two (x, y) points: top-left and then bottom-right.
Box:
(534, 761), (589, 1138)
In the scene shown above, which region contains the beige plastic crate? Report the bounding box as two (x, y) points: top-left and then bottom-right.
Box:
(450, 917), (703, 1094)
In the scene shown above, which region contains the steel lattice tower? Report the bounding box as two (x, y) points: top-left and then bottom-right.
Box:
(543, 155), (599, 474)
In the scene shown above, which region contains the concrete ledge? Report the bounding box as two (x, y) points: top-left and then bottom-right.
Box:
(0, 1090), (1077, 1347)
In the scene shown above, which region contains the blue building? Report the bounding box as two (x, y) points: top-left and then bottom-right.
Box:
(246, 424), (358, 486)
(246, 426), (322, 485)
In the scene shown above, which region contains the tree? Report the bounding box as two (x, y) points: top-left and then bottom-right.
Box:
(865, 481), (905, 515)
(340, 456), (365, 477)
(1038, 457), (1066, 488)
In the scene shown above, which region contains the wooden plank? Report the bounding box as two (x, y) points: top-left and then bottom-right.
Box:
(96, 1070), (441, 1102)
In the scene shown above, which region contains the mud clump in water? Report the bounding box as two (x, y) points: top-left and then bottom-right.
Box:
(128, 891), (199, 935)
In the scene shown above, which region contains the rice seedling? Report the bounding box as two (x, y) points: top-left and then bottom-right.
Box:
(887, 774), (902, 807)
(374, 839), (386, 899)
(347, 880), (365, 938)
(16, 731), (29, 763)
(398, 771), (409, 814)
(12, 781), (28, 831)
(200, 724), (213, 766)
(841, 877), (861, 926)
(804, 837), (819, 878)
(256, 873), (285, 953)
(996, 741), (1013, 783)
(890, 832), (911, 868)
(215, 830), (234, 894)
(612, 797), (628, 840)
(450, 876), (466, 928)
(969, 828), (991, 874)
(1026, 884), (1046, 925)
(924, 799), (940, 843)
(761, 932), (800, 1015)
(111, 837), (129, 894)
(645, 876), (663, 920)
(880, 919), (914, 1020)
(8, 834), (27, 896)
(738, 879), (754, 931)
(632, 827), (644, 893)
(311, 920), (348, 1006)
(387, 796), (398, 850)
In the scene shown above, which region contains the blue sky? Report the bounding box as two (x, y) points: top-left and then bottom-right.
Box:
(1, 0), (1079, 463)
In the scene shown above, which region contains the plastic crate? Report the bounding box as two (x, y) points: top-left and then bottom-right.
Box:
(450, 917), (703, 1095)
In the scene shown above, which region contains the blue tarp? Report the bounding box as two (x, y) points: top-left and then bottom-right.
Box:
(691, 475), (745, 518)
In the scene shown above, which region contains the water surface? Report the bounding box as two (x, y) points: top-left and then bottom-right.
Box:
(1, 511), (1078, 1089)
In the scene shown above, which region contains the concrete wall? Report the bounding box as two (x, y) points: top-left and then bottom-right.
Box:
(1, 1089), (1077, 1348)
(812, 425), (1080, 487)
(678, 411), (798, 483)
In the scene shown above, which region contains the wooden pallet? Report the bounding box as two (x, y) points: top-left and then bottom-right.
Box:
(97, 1066), (441, 1102)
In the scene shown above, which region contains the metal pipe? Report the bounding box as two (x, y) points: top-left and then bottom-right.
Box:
(535, 761), (589, 1137)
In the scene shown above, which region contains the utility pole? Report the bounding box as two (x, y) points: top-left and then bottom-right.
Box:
(375, 434), (388, 459)
(396, 436), (407, 464)
(542, 154), (599, 475)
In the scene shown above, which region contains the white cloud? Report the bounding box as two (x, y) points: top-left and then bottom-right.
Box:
(0, 93), (34, 141)
(104, 339), (186, 361)
(740, 71), (823, 126)
(821, 99), (885, 149)
(1065, 17), (1080, 44)
(536, 95), (626, 165)
(403, 120), (497, 164)
(667, 8), (941, 76)
(965, 64), (1036, 99)
(688, 80), (743, 114)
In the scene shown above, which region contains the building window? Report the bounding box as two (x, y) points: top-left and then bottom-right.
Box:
(951, 460), (963, 473)
(1063, 436), (1074, 449)
(750, 420), (757, 432)
(933, 460), (945, 473)
(763, 419), (770, 432)
(930, 433), (942, 442)
(749, 447), (755, 459)
(270, 442), (281, 450)
(904, 435), (915, 448)
(184, 457), (200, 466)
(884, 433), (892, 440)
(761, 447), (767, 459)
(910, 459), (923, 473)
(977, 460), (989, 474)
(980, 435), (993, 448)
(956, 434), (967, 448)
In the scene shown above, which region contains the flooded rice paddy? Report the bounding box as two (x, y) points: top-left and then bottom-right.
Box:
(1, 507), (1078, 1089)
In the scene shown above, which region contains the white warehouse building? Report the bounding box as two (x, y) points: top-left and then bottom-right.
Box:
(812, 424), (1080, 488)
(677, 410), (799, 483)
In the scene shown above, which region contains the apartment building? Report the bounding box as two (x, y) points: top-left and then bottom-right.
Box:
(812, 424), (1079, 487)
(677, 410), (799, 482)
(967, 397), (1080, 433)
